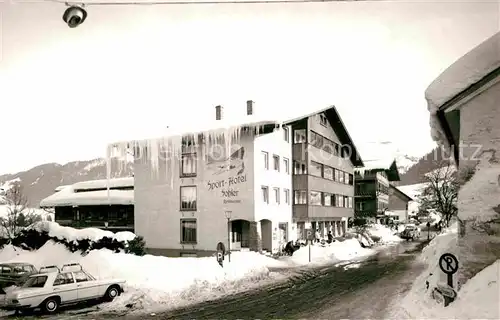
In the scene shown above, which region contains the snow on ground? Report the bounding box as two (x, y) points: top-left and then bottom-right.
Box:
(366, 224), (403, 244)
(392, 221), (500, 319)
(28, 221), (136, 242)
(0, 223), (402, 313)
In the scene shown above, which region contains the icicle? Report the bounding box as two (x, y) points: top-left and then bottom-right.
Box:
(106, 144), (112, 204)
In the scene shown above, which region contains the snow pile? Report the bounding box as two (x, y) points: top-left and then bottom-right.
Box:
(26, 221), (136, 243)
(391, 222), (458, 319)
(393, 222), (500, 319)
(0, 241), (285, 312)
(279, 238), (373, 266)
(366, 224), (402, 244)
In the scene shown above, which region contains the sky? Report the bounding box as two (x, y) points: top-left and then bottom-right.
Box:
(0, 0), (498, 174)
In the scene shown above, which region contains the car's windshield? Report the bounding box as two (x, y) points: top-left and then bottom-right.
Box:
(22, 275), (48, 288)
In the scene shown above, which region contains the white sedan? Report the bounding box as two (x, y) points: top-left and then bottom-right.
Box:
(0, 263), (126, 314)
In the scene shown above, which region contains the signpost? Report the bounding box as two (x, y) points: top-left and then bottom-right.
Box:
(438, 253), (459, 307)
(216, 242), (225, 267)
(305, 229), (314, 263)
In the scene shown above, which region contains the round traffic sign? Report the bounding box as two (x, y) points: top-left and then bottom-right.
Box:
(439, 253), (459, 275)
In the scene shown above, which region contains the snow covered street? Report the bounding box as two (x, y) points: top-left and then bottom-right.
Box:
(14, 239), (422, 320)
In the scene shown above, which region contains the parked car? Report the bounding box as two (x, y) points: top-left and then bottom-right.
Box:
(400, 225), (421, 241)
(0, 263), (38, 290)
(0, 263), (126, 314)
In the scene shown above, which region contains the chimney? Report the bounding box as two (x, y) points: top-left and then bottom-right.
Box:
(215, 105), (223, 120)
(246, 100), (254, 116)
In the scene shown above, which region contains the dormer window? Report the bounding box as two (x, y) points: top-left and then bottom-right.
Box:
(319, 114), (327, 126)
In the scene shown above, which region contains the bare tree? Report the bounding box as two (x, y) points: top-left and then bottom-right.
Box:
(0, 182), (42, 239)
(418, 164), (459, 227)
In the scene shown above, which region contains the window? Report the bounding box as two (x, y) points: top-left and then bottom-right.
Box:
(322, 138), (335, 154)
(180, 219), (197, 244)
(348, 197), (353, 208)
(294, 129), (306, 143)
(337, 195), (344, 207)
(283, 158), (289, 174)
(344, 172), (349, 185)
(273, 188), (280, 204)
(339, 170), (345, 183)
(262, 152), (269, 169)
(310, 131), (323, 149)
(73, 271), (90, 283)
(344, 196), (349, 208)
(262, 186), (269, 203)
(180, 186), (197, 211)
(23, 276), (47, 288)
(319, 114), (327, 126)
(181, 153), (197, 177)
(293, 161), (307, 175)
(334, 169), (340, 182)
(310, 191), (322, 206)
(273, 155), (280, 171)
(294, 190), (307, 204)
(283, 126), (289, 142)
(324, 166), (334, 180)
(357, 201), (365, 211)
(181, 135), (196, 153)
(348, 174), (354, 185)
(310, 161), (323, 177)
(54, 273), (74, 286)
(333, 143), (340, 156)
(323, 192), (333, 206)
(284, 189), (290, 204)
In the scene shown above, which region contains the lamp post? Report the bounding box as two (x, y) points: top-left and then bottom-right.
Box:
(224, 211), (232, 263)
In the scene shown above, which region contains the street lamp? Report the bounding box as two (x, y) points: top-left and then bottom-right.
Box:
(224, 211), (232, 262)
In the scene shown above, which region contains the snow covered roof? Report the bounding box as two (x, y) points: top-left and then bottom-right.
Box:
(426, 32), (500, 110)
(390, 185), (413, 201)
(40, 177), (134, 207)
(426, 32), (500, 164)
(71, 177), (133, 191)
(284, 105), (364, 167)
(54, 185), (70, 192)
(397, 183), (428, 200)
(361, 159), (395, 171)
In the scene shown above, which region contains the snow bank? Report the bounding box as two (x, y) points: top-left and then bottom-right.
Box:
(278, 239), (373, 266)
(366, 224), (403, 244)
(393, 222), (499, 319)
(0, 241), (285, 312)
(26, 221), (136, 243)
(391, 223), (458, 319)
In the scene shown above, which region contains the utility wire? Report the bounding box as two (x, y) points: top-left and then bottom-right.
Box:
(48, 0), (395, 6)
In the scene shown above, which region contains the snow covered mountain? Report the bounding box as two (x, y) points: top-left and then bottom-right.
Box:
(356, 141), (420, 175)
(0, 159), (133, 207)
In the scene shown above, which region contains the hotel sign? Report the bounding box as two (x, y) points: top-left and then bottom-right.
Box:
(207, 174), (247, 204)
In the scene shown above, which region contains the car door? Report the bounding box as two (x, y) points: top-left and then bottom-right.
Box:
(52, 272), (78, 303)
(73, 271), (99, 300)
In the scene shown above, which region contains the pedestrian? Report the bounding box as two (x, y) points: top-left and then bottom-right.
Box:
(327, 231), (333, 244)
(315, 229), (321, 243)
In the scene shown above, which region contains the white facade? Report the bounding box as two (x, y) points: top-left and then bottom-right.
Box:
(253, 126), (295, 252)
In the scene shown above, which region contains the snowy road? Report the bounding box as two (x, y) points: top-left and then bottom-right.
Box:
(1, 239), (429, 319)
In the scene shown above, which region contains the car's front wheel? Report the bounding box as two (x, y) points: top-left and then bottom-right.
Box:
(104, 285), (120, 302)
(41, 297), (60, 314)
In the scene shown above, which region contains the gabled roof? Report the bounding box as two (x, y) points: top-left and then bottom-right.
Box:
(355, 159), (401, 182)
(284, 105), (364, 167)
(390, 184), (413, 202)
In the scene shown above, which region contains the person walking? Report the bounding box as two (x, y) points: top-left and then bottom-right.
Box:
(315, 229), (321, 243)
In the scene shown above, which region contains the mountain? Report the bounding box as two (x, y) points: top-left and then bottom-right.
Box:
(357, 141), (420, 175)
(399, 147), (452, 185)
(0, 159), (133, 207)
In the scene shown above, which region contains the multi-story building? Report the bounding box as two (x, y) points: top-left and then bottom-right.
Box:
(106, 102), (363, 256)
(354, 160), (401, 222)
(113, 101), (293, 257)
(285, 107), (363, 239)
